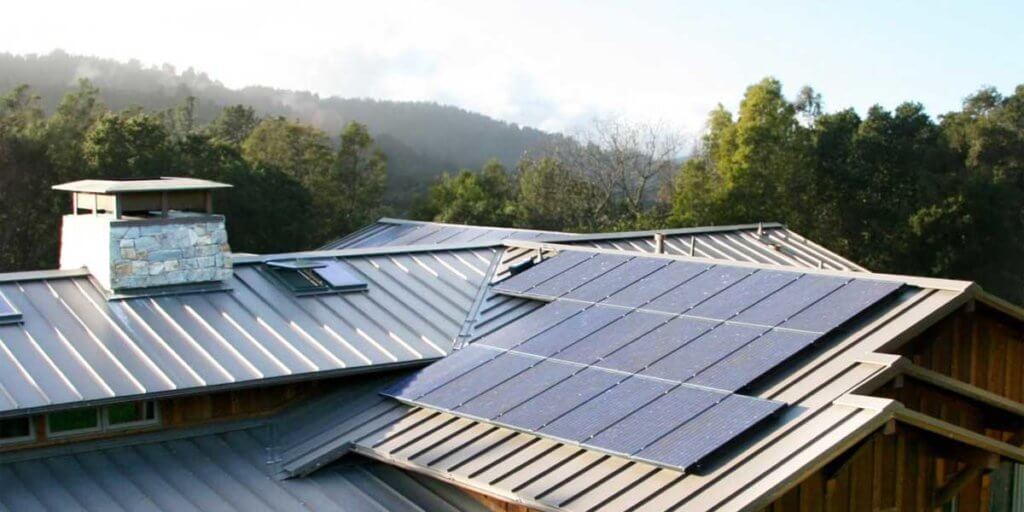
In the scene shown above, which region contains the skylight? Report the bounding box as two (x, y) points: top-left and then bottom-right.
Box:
(0, 291), (22, 325)
(266, 259), (368, 295)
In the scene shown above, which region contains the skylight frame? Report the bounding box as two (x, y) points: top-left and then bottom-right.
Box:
(265, 259), (368, 296)
(0, 290), (23, 325)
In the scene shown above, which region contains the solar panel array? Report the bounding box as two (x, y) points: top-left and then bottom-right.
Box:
(386, 250), (903, 472)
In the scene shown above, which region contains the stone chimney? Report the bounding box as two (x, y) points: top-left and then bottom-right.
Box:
(53, 177), (233, 292)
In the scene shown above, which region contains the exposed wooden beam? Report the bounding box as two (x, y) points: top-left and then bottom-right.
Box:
(894, 407), (1024, 463)
(900, 361), (1024, 418)
(931, 464), (986, 509)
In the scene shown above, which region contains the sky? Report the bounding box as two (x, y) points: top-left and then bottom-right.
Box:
(3, 0), (1022, 134)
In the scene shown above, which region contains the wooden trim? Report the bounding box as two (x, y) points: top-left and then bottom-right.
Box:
(894, 407), (1024, 463)
(975, 289), (1024, 322)
(899, 361), (1024, 418)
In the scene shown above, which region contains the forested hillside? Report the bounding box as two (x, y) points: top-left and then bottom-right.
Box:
(1, 51), (1021, 305)
(0, 51), (559, 206)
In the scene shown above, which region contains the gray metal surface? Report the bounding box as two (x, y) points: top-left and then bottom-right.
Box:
(342, 284), (967, 512)
(560, 223), (867, 271)
(0, 247), (496, 416)
(324, 218), (574, 250)
(0, 420), (487, 512)
(384, 248), (904, 473)
(385, 340), (785, 472)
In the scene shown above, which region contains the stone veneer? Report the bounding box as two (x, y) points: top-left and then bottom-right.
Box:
(59, 213), (232, 291)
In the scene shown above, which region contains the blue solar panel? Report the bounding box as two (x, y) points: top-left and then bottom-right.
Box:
(508, 305), (624, 356)
(539, 376), (674, 442)
(554, 311), (669, 365)
(688, 329), (819, 391)
(633, 394), (783, 471)
(527, 254), (632, 299)
(493, 251), (594, 296)
(584, 385), (726, 455)
(602, 261), (710, 308)
(644, 266), (754, 315)
(564, 258), (670, 302)
(686, 270), (800, 320)
(640, 323), (768, 382)
(383, 344), (495, 399)
(419, 352), (538, 409)
(390, 249), (907, 473)
(732, 274), (848, 326)
(477, 300), (585, 349)
(596, 317), (717, 374)
(497, 368), (622, 430)
(782, 279), (902, 333)
(457, 360), (577, 419)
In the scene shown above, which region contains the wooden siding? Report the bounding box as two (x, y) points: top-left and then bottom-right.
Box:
(762, 423), (1002, 512)
(1, 380), (331, 453)
(896, 302), (1024, 402)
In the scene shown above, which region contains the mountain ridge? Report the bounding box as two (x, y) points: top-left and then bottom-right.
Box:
(0, 50), (564, 206)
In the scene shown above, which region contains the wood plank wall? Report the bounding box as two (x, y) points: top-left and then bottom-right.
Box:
(898, 303), (1024, 402)
(763, 302), (1024, 511)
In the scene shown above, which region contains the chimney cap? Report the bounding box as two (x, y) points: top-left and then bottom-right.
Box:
(52, 177), (232, 194)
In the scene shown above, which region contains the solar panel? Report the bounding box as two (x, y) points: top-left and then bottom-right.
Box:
(632, 394), (783, 470)
(312, 261), (368, 292)
(525, 254), (632, 299)
(539, 376), (674, 442)
(388, 249), (905, 473)
(0, 290), (22, 325)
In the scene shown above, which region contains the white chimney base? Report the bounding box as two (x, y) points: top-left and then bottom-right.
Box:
(59, 213), (232, 291)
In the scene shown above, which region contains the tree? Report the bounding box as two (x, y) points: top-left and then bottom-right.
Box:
(83, 111), (172, 178)
(315, 122), (388, 240)
(241, 116), (332, 184)
(515, 157), (600, 231)
(549, 117), (683, 224)
(672, 77), (813, 228)
(43, 79), (104, 179)
(421, 159), (516, 226)
(208, 105), (259, 147)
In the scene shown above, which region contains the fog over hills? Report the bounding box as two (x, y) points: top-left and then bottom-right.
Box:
(0, 50), (564, 204)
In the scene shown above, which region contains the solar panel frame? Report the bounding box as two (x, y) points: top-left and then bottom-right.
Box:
(538, 376), (674, 442)
(525, 254), (632, 299)
(493, 251), (594, 296)
(418, 352), (539, 409)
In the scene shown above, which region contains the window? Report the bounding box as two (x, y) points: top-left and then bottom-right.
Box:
(105, 400), (158, 428)
(0, 416), (34, 445)
(47, 407), (100, 436)
(267, 259), (367, 295)
(46, 401), (160, 438)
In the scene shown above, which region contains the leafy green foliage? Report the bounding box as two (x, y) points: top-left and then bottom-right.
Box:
(0, 82), (388, 267)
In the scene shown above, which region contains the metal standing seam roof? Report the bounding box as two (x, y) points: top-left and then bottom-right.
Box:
(0, 247), (496, 417)
(0, 377), (489, 512)
(327, 219), (865, 273)
(556, 223), (865, 272)
(323, 218), (576, 250)
(291, 245), (975, 512)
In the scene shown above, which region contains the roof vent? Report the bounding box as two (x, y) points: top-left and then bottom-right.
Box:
(266, 259), (367, 295)
(53, 177), (234, 293)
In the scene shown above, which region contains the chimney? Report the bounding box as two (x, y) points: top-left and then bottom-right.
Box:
(53, 177), (234, 292)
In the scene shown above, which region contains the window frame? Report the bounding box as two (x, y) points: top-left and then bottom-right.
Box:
(0, 416), (35, 446)
(45, 407), (101, 438)
(103, 400), (160, 430)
